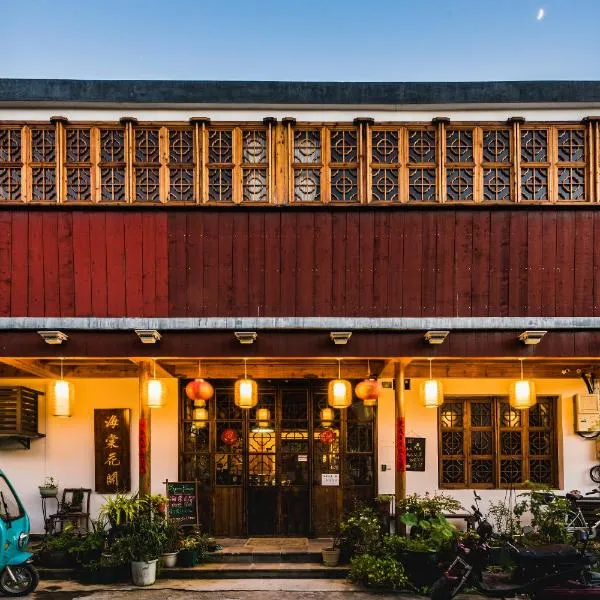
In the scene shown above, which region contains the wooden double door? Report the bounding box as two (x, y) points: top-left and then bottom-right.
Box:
(179, 380), (376, 537)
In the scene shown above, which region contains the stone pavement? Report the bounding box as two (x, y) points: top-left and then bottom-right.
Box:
(31, 578), (438, 599)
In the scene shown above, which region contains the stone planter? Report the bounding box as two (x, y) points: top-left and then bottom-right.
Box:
(161, 552), (178, 568)
(131, 559), (158, 586)
(322, 547), (341, 567)
(39, 486), (58, 498)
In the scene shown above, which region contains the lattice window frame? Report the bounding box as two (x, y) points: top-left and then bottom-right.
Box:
(63, 125), (95, 203)
(481, 125), (513, 202)
(444, 125), (478, 203)
(0, 126), (24, 202)
(407, 124), (438, 203)
(167, 126), (196, 203)
(438, 395), (558, 490)
(29, 124), (58, 202)
(369, 125), (404, 203)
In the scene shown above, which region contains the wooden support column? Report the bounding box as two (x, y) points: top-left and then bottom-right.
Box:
(138, 361), (151, 496)
(394, 361), (406, 502)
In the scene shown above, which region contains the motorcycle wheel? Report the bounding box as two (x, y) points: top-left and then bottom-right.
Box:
(0, 564), (39, 597)
(430, 576), (454, 600)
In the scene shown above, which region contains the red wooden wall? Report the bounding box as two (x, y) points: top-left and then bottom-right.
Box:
(0, 208), (597, 319)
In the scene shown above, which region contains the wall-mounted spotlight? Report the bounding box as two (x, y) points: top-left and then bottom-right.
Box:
(135, 329), (162, 344)
(424, 330), (449, 345)
(518, 330), (547, 345)
(234, 331), (258, 345)
(38, 331), (68, 345)
(330, 332), (352, 345)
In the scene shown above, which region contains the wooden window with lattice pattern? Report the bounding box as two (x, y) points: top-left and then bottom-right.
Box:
(0, 127), (23, 202)
(29, 126), (57, 202)
(133, 126), (162, 203)
(64, 127), (93, 202)
(99, 126), (127, 202)
(329, 127), (360, 203)
(445, 127), (476, 202)
(482, 127), (512, 201)
(370, 127), (402, 202)
(438, 396), (557, 489)
(168, 127), (195, 202)
(292, 127), (324, 203)
(407, 126), (437, 202)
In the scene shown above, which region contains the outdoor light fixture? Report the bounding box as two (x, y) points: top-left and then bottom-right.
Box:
(51, 358), (73, 417)
(420, 358), (444, 408)
(518, 330), (547, 345)
(38, 331), (68, 345)
(320, 407), (335, 427)
(192, 401), (209, 429)
(135, 329), (162, 344)
(355, 361), (382, 407)
(234, 332), (257, 345)
(147, 360), (165, 408)
(252, 407), (273, 433)
(234, 359), (258, 409)
(328, 359), (352, 409)
(329, 332), (352, 345)
(510, 359), (536, 410)
(424, 331), (449, 345)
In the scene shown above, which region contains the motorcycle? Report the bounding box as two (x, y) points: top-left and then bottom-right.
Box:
(431, 492), (600, 600)
(0, 469), (39, 596)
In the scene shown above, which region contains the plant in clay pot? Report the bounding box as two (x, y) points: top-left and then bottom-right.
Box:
(38, 477), (58, 498)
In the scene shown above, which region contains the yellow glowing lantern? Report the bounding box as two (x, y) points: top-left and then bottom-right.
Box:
(147, 360), (165, 408)
(234, 360), (258, 409)
(510, 360), (536, 410)
(420, 359), (444, 408)
(253, 407), (273, 433)
(192, 406), (209, 429)
(328, 360), (352, 409)
(320, 407), (335, 427)
(51, 359), (73, 417)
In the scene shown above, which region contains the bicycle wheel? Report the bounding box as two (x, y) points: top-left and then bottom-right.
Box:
(590, 465), (600, 484)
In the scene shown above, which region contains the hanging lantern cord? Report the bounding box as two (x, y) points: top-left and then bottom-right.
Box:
(244, 358), (248, 379)
(429, 358), (433, 380)
(153, 359), (156, 379)
(338, 358), (341, 379)
(367, 359), (370, 377)
(60, 357), (64, 380)
(520, 358), (524, 380)
(198, 359), (201, 379)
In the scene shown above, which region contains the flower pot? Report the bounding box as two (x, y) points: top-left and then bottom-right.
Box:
(177, 549), (198, 567)
(161, 552), (178, 568)
(131, 559), (158, 586)
(322, 547), (341, 567)
(398, 551), (440, 586)
(39, 486), (58, 498)
(157, 502), (167, 516)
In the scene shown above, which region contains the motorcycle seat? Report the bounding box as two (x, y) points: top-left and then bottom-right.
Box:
(512, 544), (579, 562)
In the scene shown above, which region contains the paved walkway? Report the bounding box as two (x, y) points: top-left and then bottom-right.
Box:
(33, 579), (433, 599)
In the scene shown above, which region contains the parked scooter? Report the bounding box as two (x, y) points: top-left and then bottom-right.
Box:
(0, 469), (39, 596)
(431, 492), (600, 600)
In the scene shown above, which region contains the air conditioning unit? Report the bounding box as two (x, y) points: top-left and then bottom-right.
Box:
(574, 394), (600, 433)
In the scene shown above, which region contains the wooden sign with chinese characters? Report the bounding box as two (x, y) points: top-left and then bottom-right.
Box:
(94, 409), (131, 493)
(406, 437), (426, 471)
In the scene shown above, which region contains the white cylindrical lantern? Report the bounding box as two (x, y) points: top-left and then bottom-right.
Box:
(234, 360), (258, 409)
(421, 378), (444, 408)
(147, 378), (164, 408)
(51, 379), (73, 417)
(256, 407), (271, 428)
(510, 380), (536, 410)
(328, 379), (352, 409)
(192, 406), (209, 428)
(320, 407), (335, 427)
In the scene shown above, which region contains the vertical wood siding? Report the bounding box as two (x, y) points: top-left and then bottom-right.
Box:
(0, 209), (596, 319)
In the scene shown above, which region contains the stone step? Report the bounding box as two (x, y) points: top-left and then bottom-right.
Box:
(207, 550), (323, 563)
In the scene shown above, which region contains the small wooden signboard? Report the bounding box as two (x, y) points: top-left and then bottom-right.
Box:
(406, 437), (426, 471)
(94, 409), (131, 493)
(165, 480), (199, 526)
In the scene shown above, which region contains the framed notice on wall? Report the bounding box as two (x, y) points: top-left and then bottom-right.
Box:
(406, 437), (426, 471)
(94, 409), (131, 493)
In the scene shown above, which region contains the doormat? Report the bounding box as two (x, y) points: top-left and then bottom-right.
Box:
(245, 537), (309, 548)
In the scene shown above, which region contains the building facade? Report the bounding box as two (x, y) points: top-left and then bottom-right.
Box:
(1, 79), (600, 535)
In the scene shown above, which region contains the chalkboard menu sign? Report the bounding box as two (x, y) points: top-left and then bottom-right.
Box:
(406, 437), (426, 471)
(166, 481), (198, 526)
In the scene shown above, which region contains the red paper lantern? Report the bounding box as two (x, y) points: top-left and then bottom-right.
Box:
(221, 428), (238, 446)
(185, 379), (214, 402)
(355, 377), (382, 407)
(319, 428), (337, 445)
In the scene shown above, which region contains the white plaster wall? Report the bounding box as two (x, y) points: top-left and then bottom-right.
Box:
(0, 108), (597, 122)
(0, 377), (178, 534)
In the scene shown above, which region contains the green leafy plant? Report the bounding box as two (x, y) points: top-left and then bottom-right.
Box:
(348, 553), (410, 590)
(381, 534), (436, 555)
(108, 515), (167, 563)
(400, 512), (457, 551)
(38, 524), (79, 554)
(488, 500), (521, 538)
(396, 493), (462, 521)
(99, 492), (140, 527)
(337, 503), (384, 559)
(158, 519), (181, 554)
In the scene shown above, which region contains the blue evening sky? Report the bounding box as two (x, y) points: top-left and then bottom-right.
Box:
(2, 0), (599, 81)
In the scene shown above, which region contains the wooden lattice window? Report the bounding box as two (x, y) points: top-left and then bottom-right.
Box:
(438, 396), (557, 489)
(482, 127), (512, 201)
(0, 127), (22, 201)
(446, 127), (475, 201)
(329, 128), (359, 202)
(99, 127), (126, 202)
(65, 127), (93, 202)
(30, 127), (57, 201)
(134, 127), (161, 202)
(168, 127), (195, 202)
(371, 128), (401, 202)
(407, 127), (437, 201)
(293, 128), (323, 202)
(241, 128), (269, 202)
(556, 127), (586, 201)
(207, 128), (234, 202)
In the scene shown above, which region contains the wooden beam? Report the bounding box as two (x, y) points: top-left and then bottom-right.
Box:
(138, 361), (151, 496)
(0, 358), (59, 378)
(130, 358), (175, 379)
(394, 361), (406, 508)
(405, 361), (589, 379)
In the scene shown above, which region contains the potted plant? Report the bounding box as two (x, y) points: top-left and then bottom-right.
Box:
(322, 525), (343, 567)
(109, 515), (166, 586)
(99, 493), (139, 529)
(35, 524), (78, 568)
(39, 476), (58, 498)
(178, 535), (200, 567)
(159, 519), (181, 568)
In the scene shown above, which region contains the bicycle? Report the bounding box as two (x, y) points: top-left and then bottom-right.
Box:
(565, 488), (600, 534)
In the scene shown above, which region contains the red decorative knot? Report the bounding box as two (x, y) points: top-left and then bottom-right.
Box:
(355, 378), (382, 404)
(185, 379), (214, 402)
(220, 428), (238, 446)
(319, 428), (337, 445)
